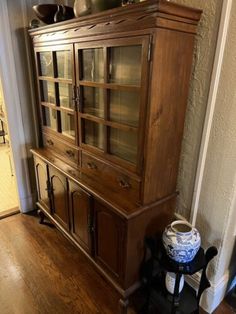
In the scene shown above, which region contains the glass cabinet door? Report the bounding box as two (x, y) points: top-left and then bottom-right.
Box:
(109, 90), (140, 127)
(38, 51), (53, 77)
(81, 48), (104, 82)
(109, 45), (142, 85)
(75, 36), (149, 171)
(109, 128), (138, 164)
(82, 87), (105, 118)
(36, 45), (76, 143)
(83, 120), (104, 150)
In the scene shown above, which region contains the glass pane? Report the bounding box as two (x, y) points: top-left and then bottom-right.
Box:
(110, 90), (140, 127)
(43, 107), (57, 131)
(110, 128), (137, 164)
(109, 46), (142, 85)
(39, 52), (53, 77)
(59, 83), (73, 109)
(56, 50), (72, 79)
(82, 48), (104, 82)
(61, 112), (75, 138)
(40, 81), (56, 104)
(83, 120), (104, 150)
(83, 87), (104, 118)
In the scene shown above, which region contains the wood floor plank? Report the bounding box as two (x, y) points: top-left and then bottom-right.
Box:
(0, 213), (234, 314)
(0, 213), (119, 314)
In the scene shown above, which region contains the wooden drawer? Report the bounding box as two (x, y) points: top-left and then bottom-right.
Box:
(81, 152), (140, 204)
(43, 134), (79, 166)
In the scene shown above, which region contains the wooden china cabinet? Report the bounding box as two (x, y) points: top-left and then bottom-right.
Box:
(29, 1), (201, 312)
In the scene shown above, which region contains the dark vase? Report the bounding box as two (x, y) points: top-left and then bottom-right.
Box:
(54, 5), (67, 23)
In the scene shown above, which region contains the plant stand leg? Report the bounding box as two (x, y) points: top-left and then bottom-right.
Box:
(38, 209), (45, 224)
(119, 298), (129, 314)
(171, 273), (181, 314)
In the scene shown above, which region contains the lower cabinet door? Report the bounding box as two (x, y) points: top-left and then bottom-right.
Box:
(34, 156), (50, 213)
(94, 200), (125, 281)
(69, 180), (92, 255)
(49, 166), (70, 231)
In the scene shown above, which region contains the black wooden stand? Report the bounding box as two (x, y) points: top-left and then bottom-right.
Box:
(140, 237), (218, 314)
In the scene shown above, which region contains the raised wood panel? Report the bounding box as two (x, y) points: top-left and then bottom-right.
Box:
(49, 167), (69, 230)
(94, 201), (125, 282)
(124, 197), (175, 288)
(69, 180), (92, 254)
(142, 28), (196, 204)
(34, 157), (50, 213)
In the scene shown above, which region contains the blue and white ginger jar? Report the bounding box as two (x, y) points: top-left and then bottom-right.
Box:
(162, 220), (201, 263)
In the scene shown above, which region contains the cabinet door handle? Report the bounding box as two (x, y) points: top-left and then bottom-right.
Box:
(45, 181), (54, 194)
(46, 139), (54, 146)
(87, 162), (97, 170)
(87, 214), (95, 233)
(45, 180), (51, 192)
(77, 86), (82, 112)
(72, 85), (77, 101)
(117, 177), (131, 189)
(66, 149), (75, 158)
(72, 86), (79, 111)
(72, 86), (81, 111)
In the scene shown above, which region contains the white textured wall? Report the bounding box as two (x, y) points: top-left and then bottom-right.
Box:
(197, 0), (236, 284)
(172, 1), (236, 310)
(172, 0), (223, 220)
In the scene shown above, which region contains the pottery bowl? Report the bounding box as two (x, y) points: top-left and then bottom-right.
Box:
(33, 4), (74, 24)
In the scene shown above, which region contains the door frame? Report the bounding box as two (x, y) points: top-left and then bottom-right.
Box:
(190, 0), (232, 226)
(0, 0), (34, 212)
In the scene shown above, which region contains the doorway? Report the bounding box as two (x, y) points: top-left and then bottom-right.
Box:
(0, 77), (19, 218)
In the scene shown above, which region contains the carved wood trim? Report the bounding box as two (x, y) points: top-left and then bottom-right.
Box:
(29, 0), (202, 45)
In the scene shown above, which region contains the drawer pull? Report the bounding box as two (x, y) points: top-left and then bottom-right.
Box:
(87, 162), (97, 170)
(46, 139), (54, 146)
(117, 177), (131, 189)
(66, 150), (75, 158)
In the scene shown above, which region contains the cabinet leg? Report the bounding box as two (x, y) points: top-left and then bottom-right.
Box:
(119, 298), (129, 314)
(37, 209), (45, 224)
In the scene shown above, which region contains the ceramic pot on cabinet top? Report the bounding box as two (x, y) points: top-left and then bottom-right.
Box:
(74, 0), (92, 17)
(162, 220), (201, 263)
(91, 0), (122, 13)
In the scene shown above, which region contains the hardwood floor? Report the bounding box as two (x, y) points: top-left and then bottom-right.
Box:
(0, 213), (120, 314)
(0, 213), (234, 314)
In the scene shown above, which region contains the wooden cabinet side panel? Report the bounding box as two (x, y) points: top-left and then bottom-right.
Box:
(142, 29), (196, 204)
(124, 197), (176, 288)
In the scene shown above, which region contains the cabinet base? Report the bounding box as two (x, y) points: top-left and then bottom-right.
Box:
(37, 209), (45, 224)
(35, 202), (139, 297)
(119, 298), (129, 314)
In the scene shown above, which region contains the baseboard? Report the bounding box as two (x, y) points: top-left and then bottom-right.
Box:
(228, 274), (236, 292)
(0, 207), (20, 219)
(19, 193), (36, 213)
(185, 271), (230, 313)
(174, 212), (187, 221)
